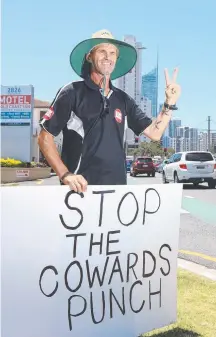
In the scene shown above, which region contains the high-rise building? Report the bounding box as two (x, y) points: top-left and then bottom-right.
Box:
(176, 126), (185, 138)
(176, 126), (189, 152)
(169, 118), (181, 138)
(169, 138), (177, 151)
(116, 35), (144, 105)
(199, 132), (216, 152)
(189, 128), (199, 151)
(140, 96), (152, 118)
(116, 35), (145, 146)
(199, 132), (208, 151)
(141, 67), (158, 118)
(162, 136), (171, 149)
(211, 132), (216, 149)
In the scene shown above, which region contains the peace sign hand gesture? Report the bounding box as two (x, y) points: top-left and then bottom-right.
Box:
(164, 68), (181, 106)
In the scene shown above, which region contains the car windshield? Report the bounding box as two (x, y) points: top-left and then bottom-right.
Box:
(126, 160), (132, 164)
(137, 158), (152, 163)
(185, 152), (213, 162)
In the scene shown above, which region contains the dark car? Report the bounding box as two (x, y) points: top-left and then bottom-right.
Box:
(130, 157), (155, 177)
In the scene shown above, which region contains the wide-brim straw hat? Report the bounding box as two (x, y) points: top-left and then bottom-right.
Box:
(69, 29), (137, 80)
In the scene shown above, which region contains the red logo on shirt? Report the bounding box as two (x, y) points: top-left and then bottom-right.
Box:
(43, 107), (54, 120)
(114, 109), (122, 123)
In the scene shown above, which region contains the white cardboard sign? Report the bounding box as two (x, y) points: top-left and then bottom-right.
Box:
(1, 184), (182, 337)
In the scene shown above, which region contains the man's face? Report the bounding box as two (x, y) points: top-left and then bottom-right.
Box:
(87, 43), (118, 76)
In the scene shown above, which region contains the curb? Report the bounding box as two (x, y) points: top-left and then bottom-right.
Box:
(178, 258), (216, 281)
(1, 174), (56, 186)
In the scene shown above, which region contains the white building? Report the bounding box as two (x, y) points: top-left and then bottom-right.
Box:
(116, 35), (144, 105)
(211, 132), (216, 149)
(199, 132), (208, 151)
(199, 132), (216, 152)
(175, 126), (190, 152)
(116, 35), (145, 145)
(189, 128), (199, 151)
(184, 138), (190, 152)
(176, 137), (190, 152)
(169, 138), (177, 152)
(138, 97), (152, 143)
(176, 126), (185, 138)
(32, 99), (62, 162)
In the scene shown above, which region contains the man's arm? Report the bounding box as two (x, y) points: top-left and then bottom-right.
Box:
(38, 85), (72, 178)
(38, 84), (88, 192)
(38, 130), (68, 178)
(126, 68), (180, 141)
(38, 130), (87, 192)
(142, 103), (173, 141)
(143, 68), (181, 141)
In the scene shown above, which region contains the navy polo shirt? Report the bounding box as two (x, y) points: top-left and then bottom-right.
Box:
(40, 76), (152, 185)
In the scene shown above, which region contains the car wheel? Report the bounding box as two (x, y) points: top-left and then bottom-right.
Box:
(131, 169), (136, 177)
(193, 182), (199, 187)
(162, 172), (168, 184)
(208, 181), (216, 189)
(174, 172), (180, 183)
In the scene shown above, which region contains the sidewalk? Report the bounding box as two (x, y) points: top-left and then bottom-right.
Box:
(178, 258), (216, 281)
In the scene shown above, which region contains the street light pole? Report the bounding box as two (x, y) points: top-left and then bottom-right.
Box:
(208, 116), (211, 151)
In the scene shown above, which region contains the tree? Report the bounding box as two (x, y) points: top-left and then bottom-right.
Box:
(166, 147), (175, 157)
(128, 141), (165, 158)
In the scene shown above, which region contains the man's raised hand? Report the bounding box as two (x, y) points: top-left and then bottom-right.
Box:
(164, 67), (181, 105)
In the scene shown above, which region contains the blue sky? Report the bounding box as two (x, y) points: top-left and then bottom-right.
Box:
(2, 0), (216, 131)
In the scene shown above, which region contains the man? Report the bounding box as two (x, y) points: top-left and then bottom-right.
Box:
(38, 29), (181, 193)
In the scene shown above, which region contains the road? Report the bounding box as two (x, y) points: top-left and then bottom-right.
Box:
(2, 173), (216, 270)
(127, 172), (216, 271)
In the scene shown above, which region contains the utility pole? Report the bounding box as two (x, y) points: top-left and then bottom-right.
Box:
(208, 116), (211, 151)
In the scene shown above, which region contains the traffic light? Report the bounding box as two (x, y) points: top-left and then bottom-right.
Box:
(135, 137), (139, 143)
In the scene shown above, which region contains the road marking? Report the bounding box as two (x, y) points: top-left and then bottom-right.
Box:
(181, 208), (190, 214)
(36, 179), (44, 185)
(182, 196), (216, 225)
(179, 250), (216, 263)
(185, 195), (194, 199)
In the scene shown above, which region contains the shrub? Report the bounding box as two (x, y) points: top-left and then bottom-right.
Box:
(0, 158), (49, 168)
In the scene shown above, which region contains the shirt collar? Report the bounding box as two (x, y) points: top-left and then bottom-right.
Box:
(84, 75), (117, 92)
